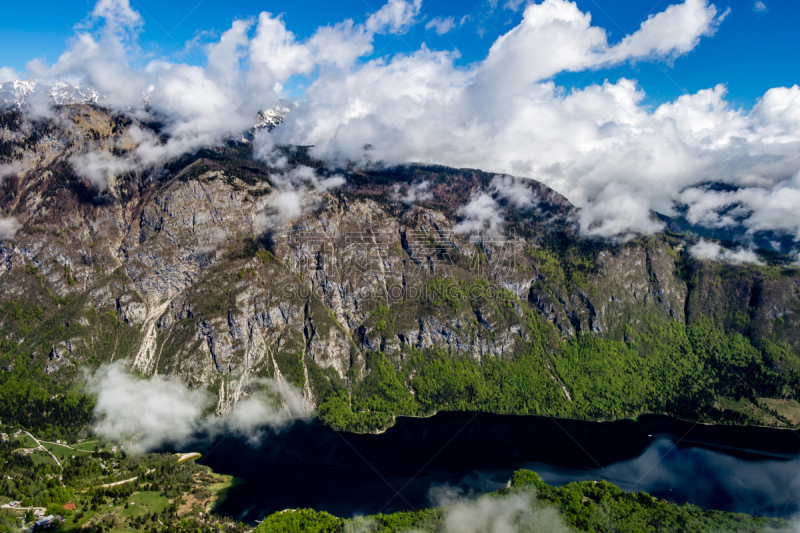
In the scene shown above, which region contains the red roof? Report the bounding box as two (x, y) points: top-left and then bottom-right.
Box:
(62, 502), (77, 510)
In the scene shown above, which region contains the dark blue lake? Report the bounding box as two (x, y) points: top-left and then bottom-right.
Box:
(174, 413), (800, 524)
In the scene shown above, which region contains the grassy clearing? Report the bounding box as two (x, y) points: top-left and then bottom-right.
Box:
(72, 441), (99, 452)
(758, 398), (800, 425)
(716, 396), (784, 427)
(42, 441), (90, 460)
(28, 450), (58, 466)
(129, 491), (170, 514)
(53, 492), (171, 533)
(15, 434), (38, 448)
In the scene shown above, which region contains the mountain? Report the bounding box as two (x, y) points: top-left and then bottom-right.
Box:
(0, 80), (101, 109)
(2, 103), (800, 432)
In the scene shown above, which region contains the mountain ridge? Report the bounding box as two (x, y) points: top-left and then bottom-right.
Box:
(1, 104), (800, 434)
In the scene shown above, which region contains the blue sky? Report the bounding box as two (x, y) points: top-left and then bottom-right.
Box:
(1, 0), (796, 108)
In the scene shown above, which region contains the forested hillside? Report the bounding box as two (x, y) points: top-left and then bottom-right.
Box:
(254, 469), (789, 533)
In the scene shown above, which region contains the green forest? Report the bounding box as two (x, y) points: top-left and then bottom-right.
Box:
(0, 356), (95, 441)
(254, 469), (788, 533)
(319, 313), (798, 433)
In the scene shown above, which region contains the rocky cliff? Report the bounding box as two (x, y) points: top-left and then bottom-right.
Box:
(2, 104), (799, 426)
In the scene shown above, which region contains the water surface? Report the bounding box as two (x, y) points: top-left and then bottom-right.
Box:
(174, 413), (800, 523)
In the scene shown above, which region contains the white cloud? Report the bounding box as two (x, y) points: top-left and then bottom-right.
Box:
(0, 162), (25, 180)
(9, 0), (800, 244)
(753, 1), (768, 13)
(366, 0), (423, 35)
(392, 179), (433, 204)
(254, 156), (346, 225)
(204, 377), (311, 445)
(89, 363), (212, 451)
(580, 182), (665, 241)
(454, 192), (505, 236)
(275, 0), (800, 241)
(605, 0), (726, 64)
(70, 151), (137, 189)
(426, 16), (456, 35)
(451, 176), (541, 237)
(88, 362), (312, 452)
(689, 239), (763, 265)
(473, 0), (724, 95)
(681, 171), (800, 240)
(491, 175), (538, 210)
(27, 0), (149, 110)
(504, 0), (526, 12)
(434, 488), (572, 533)
(0, 217), (21, 240)
(0, 67), (19, 83)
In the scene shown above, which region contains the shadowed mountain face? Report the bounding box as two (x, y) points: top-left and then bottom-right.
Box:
(2, 105), (800, 431)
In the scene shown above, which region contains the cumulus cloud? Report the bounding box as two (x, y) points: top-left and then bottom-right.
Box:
(88, 362), (312, 451)
(27, 0), (148, 110)
(0, 217), (21, 240)
(366, 0), (422, 35)
(426, 16), (456, 35)
(9, 0), (800, 244)
(21, 0), (421, 179)
(276, 4), (799, 242)
(689, 238), (764, 265)
(754, 1), (768, 13)
(604, 0), (726, 64)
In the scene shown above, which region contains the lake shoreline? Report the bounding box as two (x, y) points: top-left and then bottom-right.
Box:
(171, 410), (800, 523)
(341, 408), (800, 436)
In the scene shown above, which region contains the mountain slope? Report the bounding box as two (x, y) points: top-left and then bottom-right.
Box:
(2, 104), (800, 432)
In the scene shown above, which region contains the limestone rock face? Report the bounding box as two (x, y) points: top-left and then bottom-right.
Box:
(46, 343), (73, 374)
(2, 105), (798, 414)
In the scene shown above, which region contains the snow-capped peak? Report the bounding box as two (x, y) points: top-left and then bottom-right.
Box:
(0, 80), (101, 109)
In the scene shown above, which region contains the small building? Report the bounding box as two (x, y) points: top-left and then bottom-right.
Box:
(62, 502), (77, 511)
(33, 515), (54, 531)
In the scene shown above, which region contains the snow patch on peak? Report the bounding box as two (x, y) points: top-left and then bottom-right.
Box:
(0, 80), (101, 109)
(254, 100), (293, 130)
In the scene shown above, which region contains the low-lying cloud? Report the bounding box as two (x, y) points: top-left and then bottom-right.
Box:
(88, 362), (312, 452)
(0, 162), (25, 180)
(254, 135), (346, 224)
(689, 238), (764, 265)
(0, 217), (21, 240)
(70, 151), (138, 190)
(392, 180), (433, 204)
(454, 175), (540, 238)
(430, 486), (572, 533)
